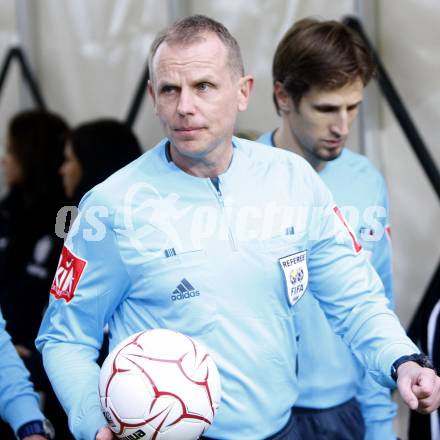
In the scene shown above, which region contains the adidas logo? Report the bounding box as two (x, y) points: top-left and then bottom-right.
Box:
(171, 278), (200, 301)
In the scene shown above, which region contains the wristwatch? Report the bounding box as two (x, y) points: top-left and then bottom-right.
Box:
(17, 419), (55, 439)
(391, 353), (435, 382)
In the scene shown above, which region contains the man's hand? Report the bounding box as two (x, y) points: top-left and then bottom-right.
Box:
(15, 344), (32, 359)
(23, 436), (48, 440)
(397, 361), (440, 413)
(96, 426), (117, 440)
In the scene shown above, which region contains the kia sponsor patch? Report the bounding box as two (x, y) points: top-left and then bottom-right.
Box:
(50, 245), (87, 302)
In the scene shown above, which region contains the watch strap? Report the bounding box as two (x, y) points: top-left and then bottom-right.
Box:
(17, 420), (48, 439)
(391, 353), (435, 382)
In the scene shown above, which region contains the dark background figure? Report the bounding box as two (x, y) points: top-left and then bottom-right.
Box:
(60, 118), (143, 206)
(0, 109), (73, 439)
(409, 294), (440, 439)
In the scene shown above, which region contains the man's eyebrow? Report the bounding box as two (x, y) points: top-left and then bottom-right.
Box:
(313, 100), (362, 109)
(313, 103), (339, 110)
(195, 73), (218, 81)
(348, 100), (362, 108)
(157, 80), (178, 89)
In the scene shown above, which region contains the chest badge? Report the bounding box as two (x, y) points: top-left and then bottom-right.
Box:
(279, 250), (308, 306)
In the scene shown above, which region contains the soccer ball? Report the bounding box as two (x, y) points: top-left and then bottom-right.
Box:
(99, 329), (221, 440)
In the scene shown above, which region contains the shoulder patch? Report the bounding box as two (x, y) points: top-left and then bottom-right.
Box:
(333, 206), (362, 254)
(50, 245), (87, 303)
(385, 224), (392, 241)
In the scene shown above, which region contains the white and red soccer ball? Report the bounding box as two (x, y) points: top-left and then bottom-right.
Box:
(99, 329), (221, 440)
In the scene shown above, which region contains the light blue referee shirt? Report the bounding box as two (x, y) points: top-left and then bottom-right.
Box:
(258, 131), (397, 440)
(37, 137), (415, 440)
(0, 307), (45, 434)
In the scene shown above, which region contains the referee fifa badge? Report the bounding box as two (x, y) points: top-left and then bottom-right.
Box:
(279, 250), (308, 306)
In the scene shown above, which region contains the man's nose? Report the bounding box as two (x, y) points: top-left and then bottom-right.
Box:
(331, 111), (350, 137)
(176, 89), (196, 116)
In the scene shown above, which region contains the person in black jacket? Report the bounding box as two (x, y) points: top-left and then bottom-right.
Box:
(0, 109), (72, 439)
(60, 118), (143, 207)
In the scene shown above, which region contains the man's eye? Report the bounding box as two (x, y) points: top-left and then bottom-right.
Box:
(197, 83), (210, 92)
(161, 86), (176, 94)
(316, 106), (335, 113)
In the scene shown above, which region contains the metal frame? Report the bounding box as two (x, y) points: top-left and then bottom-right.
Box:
(0, 47), (46, 108)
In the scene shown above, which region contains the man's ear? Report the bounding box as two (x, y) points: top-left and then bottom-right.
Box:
(147, 80), (157, 113)
(237, 75), (254, 112)
(274, 81), (292, 113)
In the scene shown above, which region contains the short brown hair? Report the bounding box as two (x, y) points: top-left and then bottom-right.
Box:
(149, 14), (244, 81)
(272, 18), (375, 113)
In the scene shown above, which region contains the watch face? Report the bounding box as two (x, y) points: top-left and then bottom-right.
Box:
(391, 365), (398, 381)
(43, 419), (56, 439)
